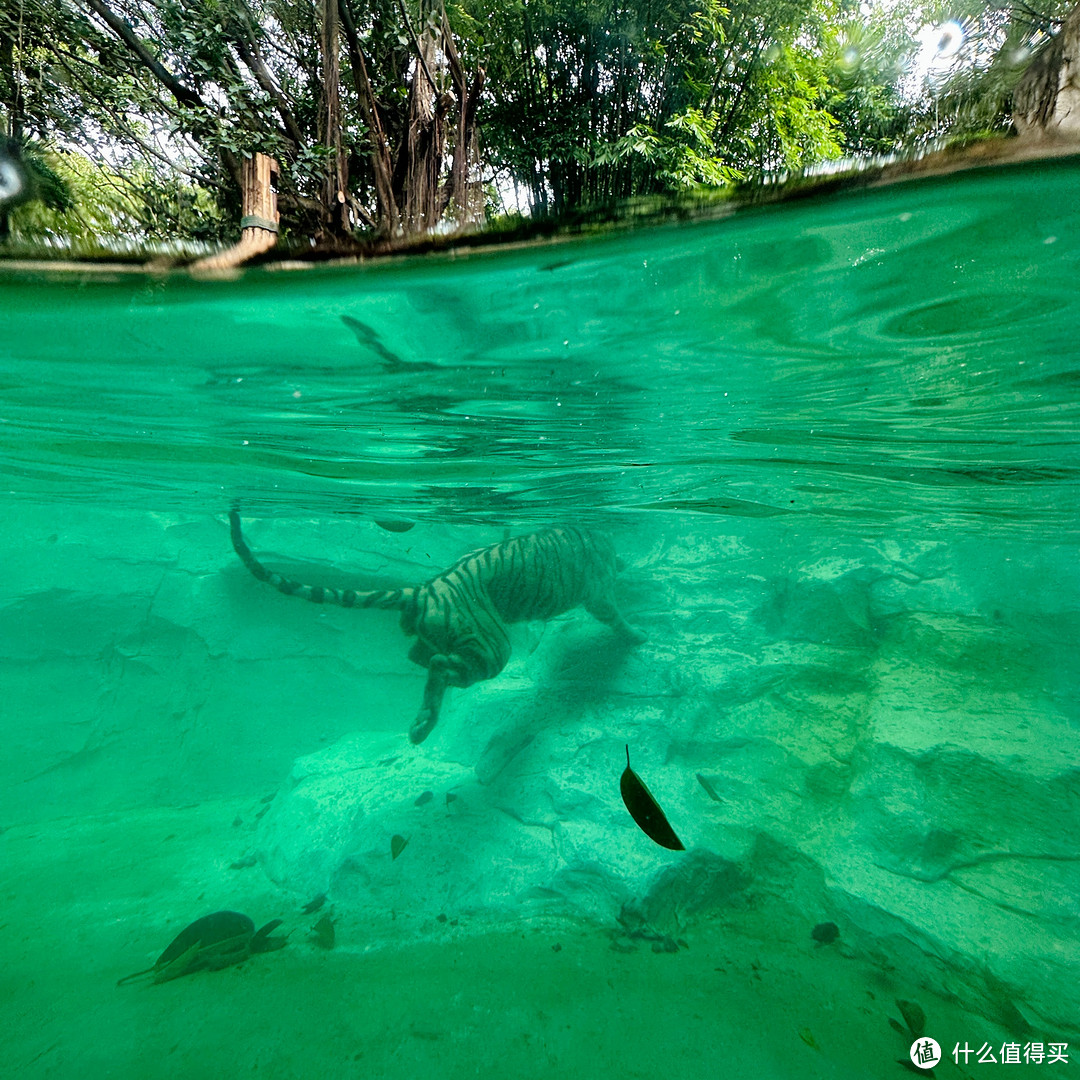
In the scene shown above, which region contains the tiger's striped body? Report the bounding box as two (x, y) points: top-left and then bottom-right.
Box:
(229, 511), (645, 743)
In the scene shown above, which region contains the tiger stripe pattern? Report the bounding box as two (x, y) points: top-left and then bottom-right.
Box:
(229, 510), (646, 743)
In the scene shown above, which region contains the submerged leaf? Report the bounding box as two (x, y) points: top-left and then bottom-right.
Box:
(896, 999), (926, 1038)
(156, 911), (254, 967)
(620, 746), (685, 851)
(310, 916), (335, 950)
(391, 834), (409, 860)
(811, 921), (839, 944)
(117, 910), (283, 986)
(695, 773), (722, 802)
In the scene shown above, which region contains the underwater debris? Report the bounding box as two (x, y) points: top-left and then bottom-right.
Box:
(391, 834), (409, 860)
(695, 773), (723, 802)
(374, 519), (416, 533)
(798, 1027), (819, 1050)
(811, 921), (839, 945)
(620, 746), (685, 851)
(896, 999), (926, 1038)
(229, 854), (257, 870)
(302, 893), (327, 914)
(116, 911), (286, 986)
(309, 915), (336, 950)
(445, 792), (458, 807)
(897, 1059), (934, 1077)
(414, 790), (434, 807)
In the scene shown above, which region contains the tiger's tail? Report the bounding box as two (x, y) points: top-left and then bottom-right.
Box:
(229, 509), (411, 611)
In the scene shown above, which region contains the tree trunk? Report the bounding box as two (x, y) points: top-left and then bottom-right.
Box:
(440, 5), (484, 226)
(401, 27), (443, 233)
(320, 0), (350, 238)
(338, 0), (399, 233)
(1013, 2), (1080, 141)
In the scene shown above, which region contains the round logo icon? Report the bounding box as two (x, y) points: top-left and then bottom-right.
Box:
(910, 1038), (942, 1070)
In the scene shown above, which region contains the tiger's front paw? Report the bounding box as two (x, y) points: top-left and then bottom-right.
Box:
(409, 710), (437, 744)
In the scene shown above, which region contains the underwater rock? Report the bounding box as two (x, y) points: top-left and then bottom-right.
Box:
(20, 505), (1078, 1033)
(256, 732), (471, 898)
(257, 730), (738, 926)
(619, 850), (746, 934)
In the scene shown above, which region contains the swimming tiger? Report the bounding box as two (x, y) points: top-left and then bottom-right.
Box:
(228, 510), (646, 744)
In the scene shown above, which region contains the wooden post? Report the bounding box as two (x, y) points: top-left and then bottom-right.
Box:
(192, 152), (279, 273)
(240, 153), (279, 240)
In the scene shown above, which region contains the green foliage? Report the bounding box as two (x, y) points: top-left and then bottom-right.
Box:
(594, 111), (743, 188)
(2, 0), (1077, 245)
(895, 0), (1077, 146)
(470, 0), (918, 212)
(18, 143), (76, 213)
(6, 149), (224, 253)
(820, 18), (914, 154)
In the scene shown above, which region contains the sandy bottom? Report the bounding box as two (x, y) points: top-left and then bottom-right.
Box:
(1, 801), (1061, 1079)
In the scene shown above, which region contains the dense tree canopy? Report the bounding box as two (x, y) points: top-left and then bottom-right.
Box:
(0, 0), (1075, 249)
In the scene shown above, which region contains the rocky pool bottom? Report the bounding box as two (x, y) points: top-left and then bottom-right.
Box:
(3, 798), (1051, 1080)
(3, 507), (1078, 1079)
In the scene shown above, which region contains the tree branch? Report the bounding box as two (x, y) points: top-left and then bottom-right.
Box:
(82, 0), (206, 111)
(224, 0), (304, 150)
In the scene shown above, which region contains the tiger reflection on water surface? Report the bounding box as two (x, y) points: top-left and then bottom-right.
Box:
(229, 511), (646, 744)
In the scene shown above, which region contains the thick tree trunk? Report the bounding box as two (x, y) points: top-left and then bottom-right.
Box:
(1, 25), (24, 141)
(1013, 2), (1080, 141)
(320, 0), (350, 238)
(401, 28), (444, 233)
(441, 6), (485, 226)
(338, 0), (398, 233)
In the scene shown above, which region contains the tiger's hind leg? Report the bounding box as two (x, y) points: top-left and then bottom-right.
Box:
(584, 597), (647, 645)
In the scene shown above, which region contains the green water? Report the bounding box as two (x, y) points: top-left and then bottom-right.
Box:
(1, 159), (1078, 1078)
